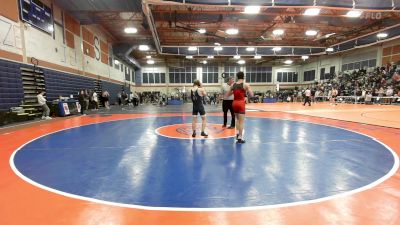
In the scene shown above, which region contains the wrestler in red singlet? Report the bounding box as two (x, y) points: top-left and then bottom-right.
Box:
(232, 83), (246, 114)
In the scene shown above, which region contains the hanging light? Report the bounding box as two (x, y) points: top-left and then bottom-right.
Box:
(284, 59), (293, 64)
(305, 30), (318, 36)
(226, 28), (239, 35)
(124, 27), (138, 34)
(244, 6), (261, 14)
(273, 29), (285, 35)
(304, 8), (320, 16)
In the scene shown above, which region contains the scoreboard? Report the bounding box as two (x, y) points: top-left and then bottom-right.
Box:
(19, 0), (53, 34)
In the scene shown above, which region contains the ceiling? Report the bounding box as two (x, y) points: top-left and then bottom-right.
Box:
(57, 0), (400, 67)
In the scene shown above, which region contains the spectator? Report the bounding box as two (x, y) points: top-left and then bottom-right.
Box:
(37, 90), (51, 120)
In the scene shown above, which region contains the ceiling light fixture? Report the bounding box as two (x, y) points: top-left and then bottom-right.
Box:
(272, 29), (285, 35)
(243, 6), (261, 14)
(139, 45), (149, 51)
(207, 56), (214, 59)
(246, 47), (255, 51)
(234, 55), (241, 59)
(114, 60), (120, 65)
(146, 55), (152, 59)
(304, 8), (321, 16)
(188, 46), (198, 51)
(346, 10), (362, 18)
(305, 30), (318, 36)
(284, 59), (293, 64)
(202, 60), (207, 64)
(237, 60), (245, 64)
(147, 59), (155, 65)
(377, 33), (388, 38)
(124, 27), (138, 34)
(326, 47), (334, 52)
(301, 55), (309, 60)
(214, 46), (223, 51)
(272, 47), (282, 51)
(186, 56), (193, 59)
(254, 55), (262, 59)
(226, 28), (239, 35)
(198, 28), (206, 34)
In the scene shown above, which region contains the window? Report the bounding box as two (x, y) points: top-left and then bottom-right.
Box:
(202, 66), (218, 83)
(168, 67), (197, 83)
(277, 71), (298, 82)
(142, 73), (166, 84)
(245, 66), (272, 83)
(304, 70), (315, 81)
(341, 58), (376, 71)
(329, 66), (335, 76)
(224, 66), (241, 79)
(143, 73), (148, 83)
(320, 68), (325, 80)
(368, 59), (376, 67)
(125, 68), (130, 81)
(341, 64), (345, 71)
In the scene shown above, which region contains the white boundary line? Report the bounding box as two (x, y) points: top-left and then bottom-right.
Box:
(155, 123), (236, 140)
(8, 115), (400, 212)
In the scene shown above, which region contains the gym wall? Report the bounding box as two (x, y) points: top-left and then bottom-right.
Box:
(0, 2), (134, 86)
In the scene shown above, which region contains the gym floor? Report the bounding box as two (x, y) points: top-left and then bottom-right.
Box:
(1, 102), (399, 225)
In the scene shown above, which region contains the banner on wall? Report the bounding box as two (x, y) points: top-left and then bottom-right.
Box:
(94, 36), (101, 61)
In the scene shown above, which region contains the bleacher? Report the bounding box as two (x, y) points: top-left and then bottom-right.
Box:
(44, 69), (95, 101)
(0, 60), (24, 111)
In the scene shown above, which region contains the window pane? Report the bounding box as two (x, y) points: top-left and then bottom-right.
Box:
(246, 73), (251, 82)
(288, 73), (293, 82)
(267, 73), (272, 82)
(368, 59), (376, 67)
(354, 62), (360, 70)
(293, 73), (298, 82)
(149, 73), (154, 83)
(202, 73), (207, 83)
(182, 73), (188, 83)
(261, 73), (267, 82)
(143, 73), (148, 83)
(192, 73), (197, 82)
(154, 73), (160, 83)
(169, 73), (174, 83)
(361, 60), (368, 69)
(161, 73), (166, 83)
(213, 73), (218, 83)
(283, 73), (288, 82)
(206, 74), (211, 83)
(330, 66), (335, 75)
(256, 73), (262, 82)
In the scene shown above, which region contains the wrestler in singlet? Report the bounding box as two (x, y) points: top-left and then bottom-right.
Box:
(232, 82), (246, 114)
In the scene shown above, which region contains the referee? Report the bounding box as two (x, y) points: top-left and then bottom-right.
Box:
(221, 76), (235, 129)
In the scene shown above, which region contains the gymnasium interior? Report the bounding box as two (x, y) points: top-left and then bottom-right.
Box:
(1, 0), (400, 224)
